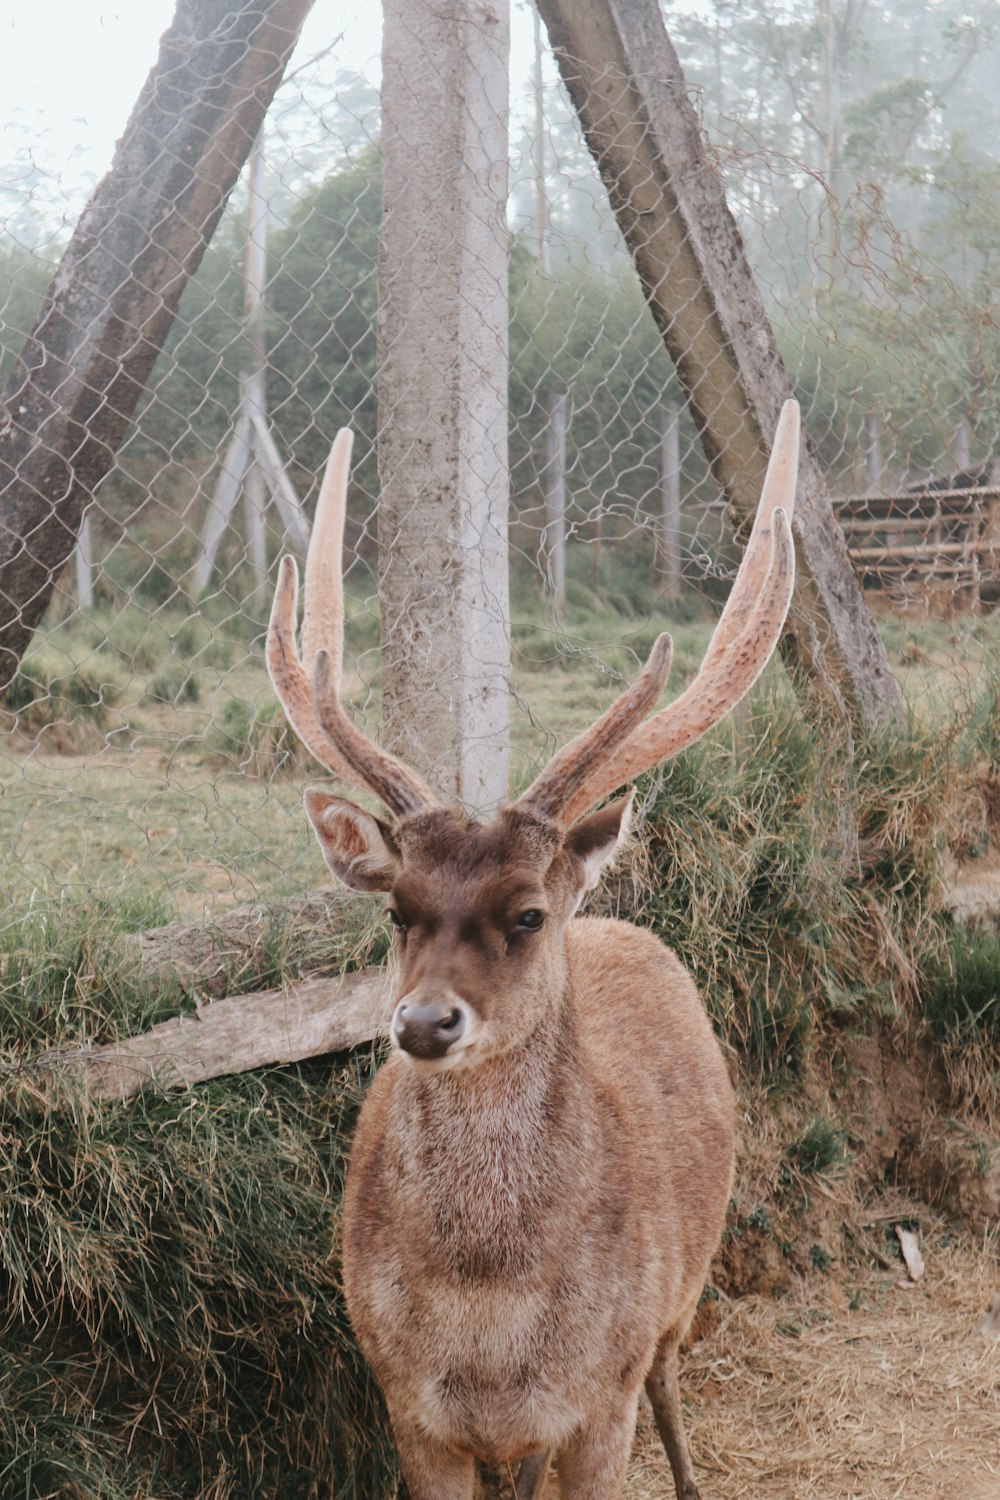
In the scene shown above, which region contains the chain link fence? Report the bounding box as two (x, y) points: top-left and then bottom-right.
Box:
(2, 0), (999, 928)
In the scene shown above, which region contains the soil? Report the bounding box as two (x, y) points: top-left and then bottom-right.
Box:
(481, 1026), (999, 1500)
(483, 1236), (999, 1500)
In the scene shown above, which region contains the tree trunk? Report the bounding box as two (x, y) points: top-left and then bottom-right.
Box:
(534, 0), (903, 733)
(0, 0), (315, 688)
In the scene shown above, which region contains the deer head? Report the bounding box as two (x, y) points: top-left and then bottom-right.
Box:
(268, 404), (799, 1071)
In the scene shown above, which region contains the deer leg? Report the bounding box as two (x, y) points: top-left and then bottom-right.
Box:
(391, 1417), (476, 1500)
(554, 1393), (638, 1499)
(644, 1337), (700, 1500)
(514, 1449), (552, 1498)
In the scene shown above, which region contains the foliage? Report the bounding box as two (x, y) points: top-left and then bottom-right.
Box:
(785, 1117), (849, 1178)
(209, 691), (307, 779)
(7, 644), (129, 736)
(923, 928), (1000, 1052)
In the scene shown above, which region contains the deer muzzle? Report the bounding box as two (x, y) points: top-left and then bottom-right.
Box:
(392, 996), (473, 1062)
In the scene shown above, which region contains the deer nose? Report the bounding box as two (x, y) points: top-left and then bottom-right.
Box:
(392, 999), (467, 1060)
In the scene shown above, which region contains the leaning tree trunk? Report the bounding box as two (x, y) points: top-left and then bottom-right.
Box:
(535, 0), (903, 734)
(0, 0), (315, 688)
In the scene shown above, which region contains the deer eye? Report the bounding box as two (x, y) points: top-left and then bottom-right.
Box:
(386, 909), (407, 932)
(514, 909), (545, 932)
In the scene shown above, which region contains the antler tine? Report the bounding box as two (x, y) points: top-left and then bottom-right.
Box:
(697, 399), (799, 675)
(557, 507), (795, 827)
(301, 428), (352, 685)
(515, 400), (800, 829)
(312, 649), (441, 820)
(268, 429), (440, 817)
(266, 554), (367, 788)
(516, 634), (675, 823)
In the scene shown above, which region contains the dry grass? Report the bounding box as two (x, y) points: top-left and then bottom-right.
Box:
(625, 1232), (1000, 1500)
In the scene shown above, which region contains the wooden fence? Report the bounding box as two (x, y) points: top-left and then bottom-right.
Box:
(834, 486), (1000, 614)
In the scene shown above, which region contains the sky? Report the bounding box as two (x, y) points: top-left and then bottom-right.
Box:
(0, 0), (545, 234)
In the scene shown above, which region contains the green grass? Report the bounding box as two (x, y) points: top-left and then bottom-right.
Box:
(924, 929), (1000, 1050)
(0, 901), (398, 1499)
(624, 691), (952, 1075)
(920, 929), (1000, 1117)
(2, 584), (1000, 1495)
(785, 1117), (850, 1177)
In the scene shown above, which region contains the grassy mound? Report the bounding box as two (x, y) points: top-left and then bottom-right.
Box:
(0, 675), (998, 1495)
(0, 911), (397, 1499)
(626, 696), (953, 1076)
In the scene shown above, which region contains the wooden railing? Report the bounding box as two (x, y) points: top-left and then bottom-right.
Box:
(833, 486), (1000, 613)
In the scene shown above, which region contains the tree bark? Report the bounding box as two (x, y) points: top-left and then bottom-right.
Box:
(534, 0), (904, 732)
(123, 887), (379, 999)
(17, 965), (392, 1104)
(0, 0), (315, 687)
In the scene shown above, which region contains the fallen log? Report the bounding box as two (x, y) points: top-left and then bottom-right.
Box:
(17, 964), (392, 1104)
(123, 887), (379, 999)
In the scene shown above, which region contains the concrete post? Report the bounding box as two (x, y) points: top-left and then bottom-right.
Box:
(378, 0), (511, 814)
(659, 399), (683, 596)
(75, 510), (94, 610)
(544, 391), (567, 604)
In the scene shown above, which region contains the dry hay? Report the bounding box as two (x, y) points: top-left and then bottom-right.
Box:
(624, 1229), (999, 1500)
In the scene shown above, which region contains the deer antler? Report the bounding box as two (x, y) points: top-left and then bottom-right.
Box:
(517, 400), (800, 827)
(267, 428), (440, 818)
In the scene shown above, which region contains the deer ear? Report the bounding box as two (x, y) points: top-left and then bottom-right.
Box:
(304, 789), (401, 892)
(564, 791), (634, 896)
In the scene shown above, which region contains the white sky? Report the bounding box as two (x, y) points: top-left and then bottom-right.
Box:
(0, 1), (543, 226)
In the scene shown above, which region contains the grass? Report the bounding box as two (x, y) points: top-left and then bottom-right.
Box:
(921, 928), (1000, 1116)
(624, 1230), (1000, 1500)
(622, 693), (953, 1075)
(784, 1117), (849, 1177)
(924, 929), (1000, 1050)
(1, 580), (999, 1497)
(0, 899), (399, 1499)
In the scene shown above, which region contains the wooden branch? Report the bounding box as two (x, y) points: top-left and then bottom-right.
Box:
(123, 887), (380, 999)
(20, 964), (393, 1104)
(849, 541), (980, 562)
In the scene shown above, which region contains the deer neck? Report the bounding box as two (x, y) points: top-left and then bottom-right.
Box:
(391, 993), (591, 1279)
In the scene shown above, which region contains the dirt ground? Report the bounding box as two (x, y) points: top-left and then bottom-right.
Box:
(486, 1231), (998, 1500)
(633, 1236), (998, 1500)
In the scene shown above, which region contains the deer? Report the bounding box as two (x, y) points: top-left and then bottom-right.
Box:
(266, 400), (800, 1500)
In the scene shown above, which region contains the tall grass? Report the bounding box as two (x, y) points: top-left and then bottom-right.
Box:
(626, 692), (955, 1075)
(0, 905), (398, 1500)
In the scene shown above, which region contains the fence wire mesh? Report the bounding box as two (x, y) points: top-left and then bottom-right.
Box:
(2, 0), (1000, 926)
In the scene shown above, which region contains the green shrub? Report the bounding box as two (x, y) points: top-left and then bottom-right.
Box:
(7, 646), (129, 736)
(146, 659), (202, 705)
(785, 1117), (849, 1177)
(209, 692), (305, 778)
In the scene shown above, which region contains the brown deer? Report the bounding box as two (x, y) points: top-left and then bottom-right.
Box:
(267, 402), (799, 1500)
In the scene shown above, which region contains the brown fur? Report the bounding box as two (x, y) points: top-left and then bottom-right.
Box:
(270, 410), (799, 1498)
(316, 802), (735, 1499)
